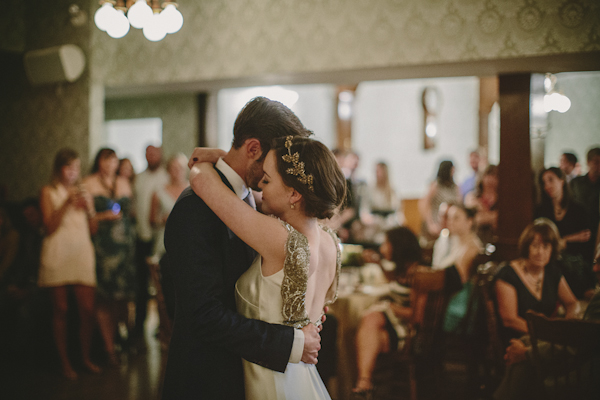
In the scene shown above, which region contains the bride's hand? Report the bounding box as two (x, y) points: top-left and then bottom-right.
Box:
(190, 162), (219, 193)
(300, 324), (321, 364)
(188, 147), (228, 169)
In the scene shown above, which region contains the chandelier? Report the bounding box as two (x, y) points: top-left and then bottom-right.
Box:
(543, 73), (571, 113)
(94, 0), (183, 41)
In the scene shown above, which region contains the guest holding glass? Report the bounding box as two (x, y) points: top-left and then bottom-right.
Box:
(494, 218), (578, 345)
(38, 148), (99, 379)
(83, 148), (135, 365)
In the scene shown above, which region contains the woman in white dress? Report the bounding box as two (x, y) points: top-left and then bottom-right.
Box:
(189, 136), (346, 400)
(38, 148), (99, 379)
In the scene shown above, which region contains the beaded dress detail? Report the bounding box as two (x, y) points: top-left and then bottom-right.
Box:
(280, 220), (341, 328)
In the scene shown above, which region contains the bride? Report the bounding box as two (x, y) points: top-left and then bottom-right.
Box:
(189, 136), (346, 399)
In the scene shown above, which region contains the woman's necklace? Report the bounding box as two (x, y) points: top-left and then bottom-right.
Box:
(523, 261), (543, 293)
(98, 174), (116, 198)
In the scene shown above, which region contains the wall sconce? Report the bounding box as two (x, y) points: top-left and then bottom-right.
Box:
(94, 0), (183, 41)
(543, 73), (571, 113)
(422, 86), (441, 150)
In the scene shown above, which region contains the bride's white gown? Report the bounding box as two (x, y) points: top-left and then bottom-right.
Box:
(235, 221), (340, 400)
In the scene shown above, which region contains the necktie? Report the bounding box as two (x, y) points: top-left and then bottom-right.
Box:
(243, 190), (256, 210)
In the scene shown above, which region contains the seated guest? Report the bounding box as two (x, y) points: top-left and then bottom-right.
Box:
(465, 165), (498, 245)
(358, 161), (405, 244)
(431, 204), (483, 332)
(535, 167), (595, 298)
(419, 160), (462, 243)
(495, 218), (579, 346)
(494, 245), (600, 400)
(353, 227), (423, 395)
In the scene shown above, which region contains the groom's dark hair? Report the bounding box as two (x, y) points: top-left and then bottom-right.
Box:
(232, 97), (312, 161)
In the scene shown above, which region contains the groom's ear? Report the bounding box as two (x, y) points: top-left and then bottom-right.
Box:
(244, 138), (262, 161)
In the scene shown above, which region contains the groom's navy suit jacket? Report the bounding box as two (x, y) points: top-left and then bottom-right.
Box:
(161, 173), (295, 400)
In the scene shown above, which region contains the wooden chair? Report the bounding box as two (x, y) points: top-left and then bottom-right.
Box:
(526, 310), (600, 400)
(454, 261), (505, 397)
(394, 267), (449, 400)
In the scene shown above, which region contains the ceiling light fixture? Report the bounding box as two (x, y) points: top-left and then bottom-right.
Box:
(543, 73), (571, 113)
(94, 0), (183, 41)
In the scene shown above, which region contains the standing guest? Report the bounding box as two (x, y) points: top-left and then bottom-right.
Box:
(132, 145), (168, 344)
(118, 158), (136, 186)
(150, 154), (188, 258)
(535, 167), (595, 299)
(83, 148), (135, 365)
(419, 160), (462, 241)
(494, 218), (579, 346)
(38, 148), (99, 379)
(570, 147), (600, 259)
(559, 152), (580, 183)
(465, 165), (499, 244)
(460, 150), (481, 201)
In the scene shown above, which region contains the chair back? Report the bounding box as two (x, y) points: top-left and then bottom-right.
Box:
(410, 267), (448, 356)
(526, 310), (600, 399)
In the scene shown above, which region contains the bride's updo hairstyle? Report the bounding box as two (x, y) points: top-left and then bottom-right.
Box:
(273, 137), (346, 219)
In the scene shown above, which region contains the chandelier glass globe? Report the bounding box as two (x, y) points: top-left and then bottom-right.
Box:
(143, 13), (167, 42)
(127, 0), (153, 29)
(106, 9), (130, 39)
(160, 4), (184, 34)
(94, 2), (117, 32)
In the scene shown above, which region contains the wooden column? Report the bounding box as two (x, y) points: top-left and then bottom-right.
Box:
(335, 85), (357, 151)
(495, 74), (533, 261)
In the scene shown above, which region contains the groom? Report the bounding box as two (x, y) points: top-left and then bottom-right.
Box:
(161, 97), (321, 400)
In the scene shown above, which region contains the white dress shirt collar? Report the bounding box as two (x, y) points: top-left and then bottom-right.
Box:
(215, 158), (250, 200)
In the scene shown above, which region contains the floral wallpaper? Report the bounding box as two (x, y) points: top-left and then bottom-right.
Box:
(91, 0), (600, 88)
(1, 0), (599, 201)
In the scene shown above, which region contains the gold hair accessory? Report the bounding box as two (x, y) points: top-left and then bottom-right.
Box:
(282, 136), (314, 192)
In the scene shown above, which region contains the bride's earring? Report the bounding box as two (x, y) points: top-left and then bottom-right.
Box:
(290, 203), (295, 209)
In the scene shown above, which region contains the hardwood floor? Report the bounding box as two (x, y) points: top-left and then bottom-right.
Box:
(2, 300), (166, 400)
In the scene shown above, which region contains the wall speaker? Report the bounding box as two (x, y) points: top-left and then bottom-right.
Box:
(24, 44), (86, 86)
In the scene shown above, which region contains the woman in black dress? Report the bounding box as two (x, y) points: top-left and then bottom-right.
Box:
(495, 218), (578, 345)
(535, 167), (595, 298)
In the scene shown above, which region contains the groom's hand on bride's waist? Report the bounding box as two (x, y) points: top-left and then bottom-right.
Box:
(300, 324), (321, 364)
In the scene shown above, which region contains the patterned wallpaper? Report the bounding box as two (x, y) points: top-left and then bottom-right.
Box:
(0, 0), (91, 201)
(0, 0), (26, 52)
(2, 0), (599, 201)
(91, 0), (600, 88)
(104, 94), (199, 162)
